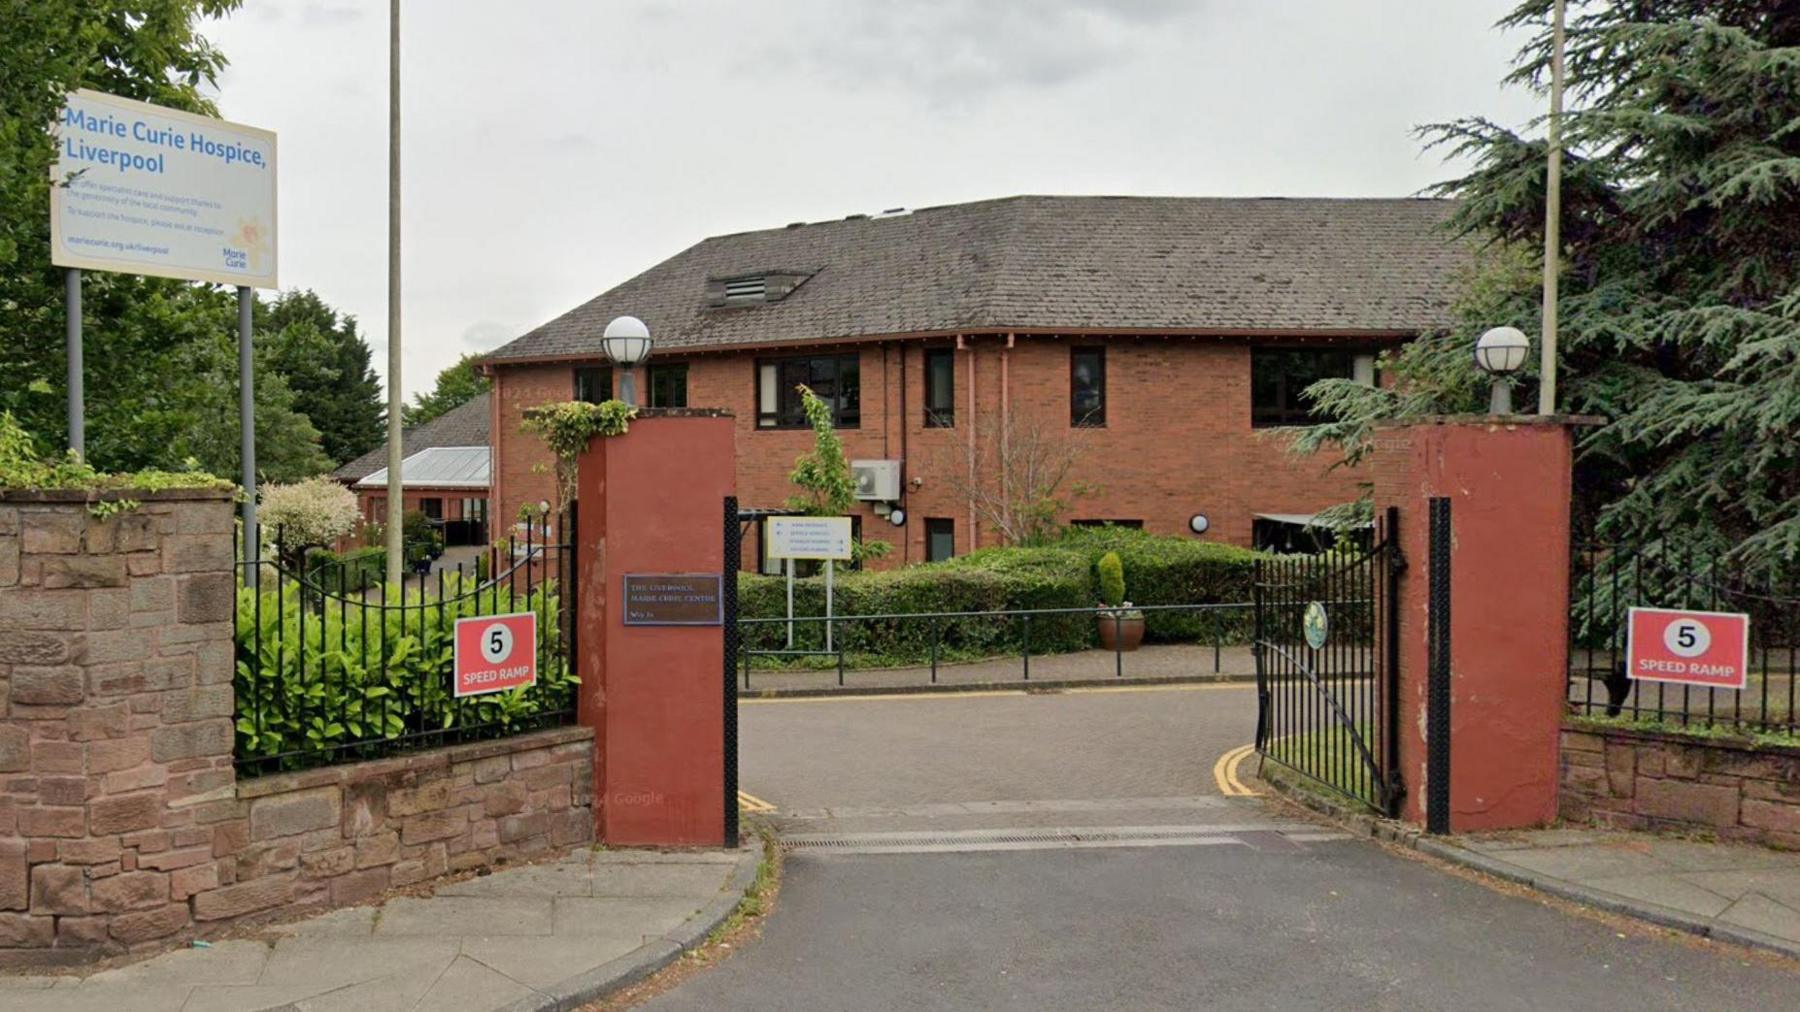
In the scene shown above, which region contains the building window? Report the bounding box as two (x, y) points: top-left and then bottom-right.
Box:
(1250, 348), (1376, 428)
(574, 365), (613, 404)
(925, 518), (955, 562)
(924, 348), (954, 428)
(1071, 347), (1105, 427)
(419, 497), (443, 521)
(649, 363), (688, 408)
(1070, 519), (1144, 530)
(756, 353), (860, 429)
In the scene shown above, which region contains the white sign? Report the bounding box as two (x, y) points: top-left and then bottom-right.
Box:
(766, 516), (853, 560)
(50, 89), (278, 288)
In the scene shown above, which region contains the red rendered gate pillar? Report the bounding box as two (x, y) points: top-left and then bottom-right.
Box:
(1372, 417), (1581, 832)
(575, 410), (735, 846)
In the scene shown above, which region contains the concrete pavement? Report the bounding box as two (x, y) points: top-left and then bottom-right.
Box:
(0, 844), (758, 1012)
(1425, 829), (1800, 958)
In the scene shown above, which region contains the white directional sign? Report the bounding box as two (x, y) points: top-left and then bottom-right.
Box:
(766, 516), (853, 560)
(50, 89), (278, 288)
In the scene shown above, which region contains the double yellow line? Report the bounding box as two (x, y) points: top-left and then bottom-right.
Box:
(1212, 744), (1260, 797)
(737, 790), (777, 813)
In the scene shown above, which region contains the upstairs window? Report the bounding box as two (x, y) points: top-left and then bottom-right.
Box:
(924, 348), (955, 428)
(574, 365), (613, 404)
(1071, 347), (1106, 427)
(757, 353), (860, 429)
(1251, 348), (1375, 428)
(649, 363), (688, 408)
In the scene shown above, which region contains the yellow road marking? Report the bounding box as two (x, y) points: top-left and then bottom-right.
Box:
(736, 790), (777, 813)
(740, 682), (1254, 706)
(1212, 744), (1261, 797)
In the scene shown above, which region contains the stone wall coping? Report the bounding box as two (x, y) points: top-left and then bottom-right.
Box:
(633, 407), (733, 419)
(0, 487), (236, 504)
(235, 725), (594, 799)
(1565, 719), (1800, 761)
(1374, 414), (1607, 429)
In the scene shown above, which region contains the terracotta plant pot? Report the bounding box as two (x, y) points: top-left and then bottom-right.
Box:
(1097, 611), (1146, 652)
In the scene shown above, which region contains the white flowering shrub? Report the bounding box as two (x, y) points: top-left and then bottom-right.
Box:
(259, 476), (361, 565)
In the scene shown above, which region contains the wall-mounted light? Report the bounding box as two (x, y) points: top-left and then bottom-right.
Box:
(888, 509), (906, 527)
(1189, 514), (1210, 535)
(1475, 326), (1530, 415)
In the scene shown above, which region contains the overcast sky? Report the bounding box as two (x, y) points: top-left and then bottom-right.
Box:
(201, 0), (1541, 400)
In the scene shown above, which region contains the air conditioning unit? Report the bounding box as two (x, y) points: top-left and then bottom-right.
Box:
(851, 460), (902, 502)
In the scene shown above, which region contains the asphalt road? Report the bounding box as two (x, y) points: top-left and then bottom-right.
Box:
(643, 685), (1800, 1010)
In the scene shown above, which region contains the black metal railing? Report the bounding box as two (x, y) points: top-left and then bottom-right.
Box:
(232, 507), (579, 775)
(737, 602), (1255, 690)
(1253, 507), (1401, 816)
(1569, 540), (1799, 738)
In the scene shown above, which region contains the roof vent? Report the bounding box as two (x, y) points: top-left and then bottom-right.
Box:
(877, 207), (910, 218)
(844, 213), (869, 221)
(723, 277), (767, 303)
(706, 270), (814, 309)
(786, 221), (806, 229)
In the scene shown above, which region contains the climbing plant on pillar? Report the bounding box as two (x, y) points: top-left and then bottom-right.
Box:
(520, 399), (638, 508)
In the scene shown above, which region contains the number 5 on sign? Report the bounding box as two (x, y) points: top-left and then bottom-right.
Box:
(454, 613), (538, 698)
(1626, 607), (1750, 691)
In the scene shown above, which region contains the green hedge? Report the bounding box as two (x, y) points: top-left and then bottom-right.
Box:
(1058, 526), (1260, 642)
(234, 574), (575, 771)
(303, 546), (388, 592)
(739, 546), (1092, 665)
(739, 531), (1266, 666)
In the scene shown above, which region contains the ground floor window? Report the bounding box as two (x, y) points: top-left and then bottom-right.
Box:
(1070, 519), (1143, 530)
(1251, 515), (1371, 554)
(419, 497), (443, 521)
(925, 518), (955, 562)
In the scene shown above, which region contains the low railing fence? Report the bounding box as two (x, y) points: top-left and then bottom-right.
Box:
(232, 509), (579, 775)
(1569, 540), (1799, 739)
(737, 602), (1258, 689)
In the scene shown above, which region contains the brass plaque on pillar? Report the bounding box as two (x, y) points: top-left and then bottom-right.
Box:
(621, 573), (724, 626)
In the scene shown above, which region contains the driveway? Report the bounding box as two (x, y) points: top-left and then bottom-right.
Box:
(643, 685), (1800, 1010)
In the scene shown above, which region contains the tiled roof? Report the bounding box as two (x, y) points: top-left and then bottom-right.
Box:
(484, 195), (1466, 365)
(332, 391), (490, 483)
(356, 445), (489, 490)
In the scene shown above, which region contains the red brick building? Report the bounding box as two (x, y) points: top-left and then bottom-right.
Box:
(334, 392), (493, 547)
(479, 196), (1465, 569)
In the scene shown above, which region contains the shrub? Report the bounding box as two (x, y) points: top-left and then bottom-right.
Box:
(260, 477), (359, 567)
(1060, 526), (1262, 642)
(1097, 552), (1125, 606)
(234, 574), (575, 771)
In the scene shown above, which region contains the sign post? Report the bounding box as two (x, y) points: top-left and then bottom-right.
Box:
(1626, 607), (1751, 691)
(50, 88), (277, 554)
(764, 517), (855, 652)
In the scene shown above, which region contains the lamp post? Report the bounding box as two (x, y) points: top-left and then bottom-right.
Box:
(602, 315), (654, 406)
(1476, 326), (1531, 415)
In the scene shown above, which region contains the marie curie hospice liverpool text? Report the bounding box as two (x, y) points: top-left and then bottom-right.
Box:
(61, 106), (266, 175)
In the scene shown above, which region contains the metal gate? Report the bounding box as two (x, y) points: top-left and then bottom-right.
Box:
(1253, 506), (1403, 815)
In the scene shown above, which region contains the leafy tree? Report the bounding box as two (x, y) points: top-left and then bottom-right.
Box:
(258, 290), (384, 465)
(0, 2), (350, 484)
(0, 1), (240, 465)
(1295, 2), (1800, 572)
(404, 352), (491, 426)
(785, 385), (890, 562)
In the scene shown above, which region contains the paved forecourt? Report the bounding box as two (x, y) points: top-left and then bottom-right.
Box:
(0, 846), (755, 1012)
